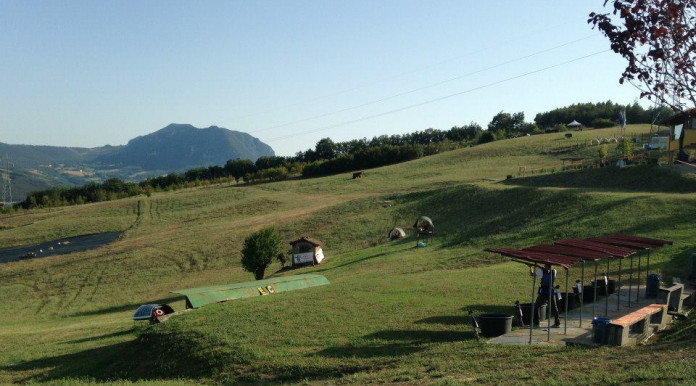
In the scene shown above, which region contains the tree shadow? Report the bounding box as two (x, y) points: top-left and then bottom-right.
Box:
(317, 342), (423, 359)
(415, 315), (469, 326)
(62, 329), (136, 345)
(502, 165), (696, 193)
(317, 325), (475, 361)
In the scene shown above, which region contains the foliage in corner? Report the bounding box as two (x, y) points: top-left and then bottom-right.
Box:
(589, 1), (696, 111)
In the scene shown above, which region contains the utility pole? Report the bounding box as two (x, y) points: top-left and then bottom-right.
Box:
(2, 153), (12, 209)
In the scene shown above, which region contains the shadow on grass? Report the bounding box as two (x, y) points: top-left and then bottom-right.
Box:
(69, 296), (183, 317)
(366, 329), (473, 342)
(318, 323), (475, 361)
(502, 165), (696, 193)
(312, 251), (390, 273)
(62, 329), (136, 345)
(2, 329), (239, 383)
(318, 342), (424, 359)
(415, 315), (470, 326)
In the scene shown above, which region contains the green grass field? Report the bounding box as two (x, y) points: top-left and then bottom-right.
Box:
(1, 125), (695, 384)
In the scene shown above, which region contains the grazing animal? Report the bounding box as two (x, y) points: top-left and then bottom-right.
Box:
(352, 171), (364, 179)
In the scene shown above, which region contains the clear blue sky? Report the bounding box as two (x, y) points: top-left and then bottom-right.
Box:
(1, 1), (643, 156)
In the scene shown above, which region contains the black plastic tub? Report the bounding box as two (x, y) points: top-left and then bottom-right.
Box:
(518, 303), (547, 325)
(560, 292), (578, 310)
(477, 313), (513, 337)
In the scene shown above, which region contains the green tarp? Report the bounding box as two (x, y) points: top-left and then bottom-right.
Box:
(171, 273), (330, 309)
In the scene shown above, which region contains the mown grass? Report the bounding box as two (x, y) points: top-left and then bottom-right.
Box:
(1, 125), (695, 384)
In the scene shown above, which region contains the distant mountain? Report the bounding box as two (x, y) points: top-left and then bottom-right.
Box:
(93, 124), (274, 170)
(0, 124), (275, 201)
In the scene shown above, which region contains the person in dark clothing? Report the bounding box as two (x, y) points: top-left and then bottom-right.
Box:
(530, 263), (561, 327)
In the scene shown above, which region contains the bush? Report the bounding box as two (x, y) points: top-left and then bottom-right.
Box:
(591, 118), (615, 128)
(241, 227), (283, 280)
(478, 131), (496, 144)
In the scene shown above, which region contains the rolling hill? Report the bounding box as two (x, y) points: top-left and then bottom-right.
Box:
(0, 124), (694, 384)
(0, 124), (274, 201)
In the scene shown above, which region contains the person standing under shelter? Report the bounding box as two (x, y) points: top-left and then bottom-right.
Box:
(530, 263), (561, 327)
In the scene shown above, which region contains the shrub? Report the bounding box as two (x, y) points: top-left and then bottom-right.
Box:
(241, 227), (283, 280)
(478, 131), (496, 144)
(591, 118), (615, 128)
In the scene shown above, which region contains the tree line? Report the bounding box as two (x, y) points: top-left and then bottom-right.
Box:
(18, 100), (676, 209)
(20, 123), (483, 208)
(534, 101), (672, 130)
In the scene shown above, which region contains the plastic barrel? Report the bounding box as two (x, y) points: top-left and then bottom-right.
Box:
(646, 274), (660, 298)
(519, 303), (546, 325)
(591, 317), (611, 344)
(560, 292), (577, 310)
(477, 314), (513, 337)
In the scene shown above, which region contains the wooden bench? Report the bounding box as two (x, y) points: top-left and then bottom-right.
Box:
(607, 303), (668, 346)
(658, 283), (685, 314)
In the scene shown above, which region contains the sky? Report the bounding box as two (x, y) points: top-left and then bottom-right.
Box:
(0, 1), (646, 156)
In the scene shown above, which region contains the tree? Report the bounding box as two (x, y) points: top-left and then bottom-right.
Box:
(225, 159), (255, 183)
(314, 138), (337, 160)
(478, 131), (496, 144)
(487, 111), (528, 137)
(241, 227), (283, 280)
(589, 1), (696, 111)
(617, 137), (634, 158)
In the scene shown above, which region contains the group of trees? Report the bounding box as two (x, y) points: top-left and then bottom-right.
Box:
(534, 101), (674, 129)
(23, 179), (142, 208)
(293, 124), (483, 163)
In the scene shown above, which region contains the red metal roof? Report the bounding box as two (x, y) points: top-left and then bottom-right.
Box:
(486, 234), (673, 268)
(484, 247), (579, 269)
(554, 239), (636, 258)
(608, 234), (673, 247)
(586, 236), (654, 250)
(523, 244), (610, 260)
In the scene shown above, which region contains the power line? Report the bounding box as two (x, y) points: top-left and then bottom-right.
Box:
(235, 25), (600, 122)
(264, 49), (610, 143)
(251, 34), (600, 135)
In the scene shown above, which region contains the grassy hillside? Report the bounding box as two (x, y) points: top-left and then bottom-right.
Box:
(1, 125), (695, 384)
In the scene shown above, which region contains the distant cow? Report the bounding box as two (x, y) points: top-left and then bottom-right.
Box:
(352, 171), (364, 179)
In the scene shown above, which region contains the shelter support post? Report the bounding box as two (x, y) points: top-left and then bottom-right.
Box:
(530, 265), (537, 345)
(605, 257), (610, 316)
(636, 254), (642, 303)
(628, 256), (633, 307)
(593, 261), (598, 320)
(645, 250), (650, 298)
(547, 267), (552, 342)
(564, 269), (569, 335)
(617, 258), (622, 311)
(580, 262), (585, 328)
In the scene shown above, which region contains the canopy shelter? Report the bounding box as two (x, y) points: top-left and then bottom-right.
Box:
(485, 234), (672, 344)
(567, 120), (582, 128)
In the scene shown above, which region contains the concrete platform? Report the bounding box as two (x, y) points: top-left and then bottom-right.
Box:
(487, 284), (680, 346)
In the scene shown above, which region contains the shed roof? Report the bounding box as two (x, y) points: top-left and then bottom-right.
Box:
(485, 234), (672, 268)
(290, 236), (323, 246)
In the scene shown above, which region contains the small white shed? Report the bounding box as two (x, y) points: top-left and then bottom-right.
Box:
(290, 236), (325, 266)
